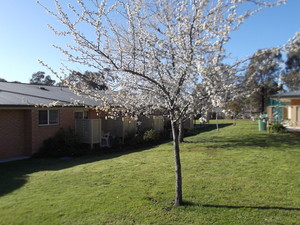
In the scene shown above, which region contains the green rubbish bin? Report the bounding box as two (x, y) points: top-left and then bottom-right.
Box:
(258, 114), (268, 131)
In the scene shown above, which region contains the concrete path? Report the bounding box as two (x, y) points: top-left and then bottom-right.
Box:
(0, 156), (31, 163)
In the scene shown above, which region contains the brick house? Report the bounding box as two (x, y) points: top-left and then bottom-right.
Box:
(0, 82), (102, 160)
(0, 82), (165, 160)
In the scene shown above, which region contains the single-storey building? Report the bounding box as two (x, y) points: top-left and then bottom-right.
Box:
(0, 82), (105, 159)
(0, 82), (165, 160)
(267, 90), (300, 127)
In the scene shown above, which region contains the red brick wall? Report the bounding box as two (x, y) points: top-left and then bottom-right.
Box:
(0, 110), (30, 159)
(88, 109), (100, 119)
(30, 108), (77, 154)
(0, 108), (95, 159)
(291, 99), (300, 105)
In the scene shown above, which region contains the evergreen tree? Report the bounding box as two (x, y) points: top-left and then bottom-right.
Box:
(282, 39), (300, 91)
(245, 48), (282, 113)
(30, 71), (56, 86)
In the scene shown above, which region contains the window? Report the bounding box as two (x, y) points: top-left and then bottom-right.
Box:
(74, 111), (88, 119)
(39, 110), (59, 125)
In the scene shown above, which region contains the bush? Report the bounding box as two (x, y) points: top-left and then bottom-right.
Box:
(143, 129), (159, 142)
(123, 129), (169, 147)
(124, 132), (144, 147)
(160, 129), (172, 140)
(269, 123), (286, 133)
(37, 128), (85, 157)
(109, 136), (123, 148)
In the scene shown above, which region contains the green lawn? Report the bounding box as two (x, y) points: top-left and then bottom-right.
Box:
(0, 120), (299, 225)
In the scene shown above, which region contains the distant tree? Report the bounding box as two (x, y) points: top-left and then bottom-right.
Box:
(226, 101), (241, 125)
(243, 96), (260, 115)
(0, 78), (7, 82)
(245, 48), (282, 113)
(282, 39), (300, 91)
(30, 71), (56, 86)
(200, 64), (240, 131)
(63, 71), (108, 91)
(43, 75), (56, 86)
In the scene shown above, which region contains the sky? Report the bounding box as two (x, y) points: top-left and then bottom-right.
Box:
(0, 0), (300, 83)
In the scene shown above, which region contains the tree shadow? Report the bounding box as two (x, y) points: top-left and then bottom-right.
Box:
(185, 122), (300, 149)
(202, 133), (300, 149)
(196, 123), (234, 133)
(184, 123), (234, 142)
(183, 201), (300, 211)
(0, 145), (151, 197)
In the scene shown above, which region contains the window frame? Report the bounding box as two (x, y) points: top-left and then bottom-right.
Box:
(74, 110), (88, 119)
(38, 109), (59, 126)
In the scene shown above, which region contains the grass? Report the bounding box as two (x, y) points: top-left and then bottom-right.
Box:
(0, 120), (299, 225)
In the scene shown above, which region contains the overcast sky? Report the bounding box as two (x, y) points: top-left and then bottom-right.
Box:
(0, 0), (299, 83)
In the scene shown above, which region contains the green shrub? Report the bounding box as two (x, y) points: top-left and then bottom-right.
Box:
(37, 128), (85, 157)
(143, 129), (159, 142)
(159, 129), (172, 140)
(124, 132), (144, 146)
(109, 136), (123, 148)
(269, 123), (286, 133)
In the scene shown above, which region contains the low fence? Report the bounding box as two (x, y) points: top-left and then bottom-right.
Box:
(75, 115), (165, 147)
(75, 119), (102, 148)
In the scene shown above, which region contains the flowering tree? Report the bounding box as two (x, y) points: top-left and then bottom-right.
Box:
(206, 64), (237, 124)
(38, 0), (285, 206)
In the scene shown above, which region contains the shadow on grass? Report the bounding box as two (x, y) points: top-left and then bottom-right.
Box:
(194, 123), (234, 134)
(0, 145), (153, 197)
(183, 123), (234, 140)
(201, 133), (300, 149)
(185, 123), (300, 149)
(183, 201), (300, 211)
(157, 123), (234, 146)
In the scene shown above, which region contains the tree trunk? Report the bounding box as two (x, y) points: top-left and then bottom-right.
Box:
(171, 120), (183, 206)
(179, 118), (184, 143)
(216, 113), (219, 132)
(261, 86), (265, 114)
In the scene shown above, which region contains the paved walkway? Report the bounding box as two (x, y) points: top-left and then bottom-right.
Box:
(286, 127), (300, 132)
(0, 156), (31, 163)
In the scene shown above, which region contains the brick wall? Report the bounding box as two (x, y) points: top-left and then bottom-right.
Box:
(88, 109), (100, 119)
(30, 108), (77, 154)
(291, 99), (300, 105)
(0, 107), (96, 159)
(0, 110), (30, 159)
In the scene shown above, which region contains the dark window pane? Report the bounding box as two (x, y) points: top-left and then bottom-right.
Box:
(84, 111), (88, 119)
(74, 112), (83, 119)
(39, 110), (48, 125)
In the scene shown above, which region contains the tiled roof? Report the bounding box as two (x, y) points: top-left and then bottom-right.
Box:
(0, 82), (103, 107)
